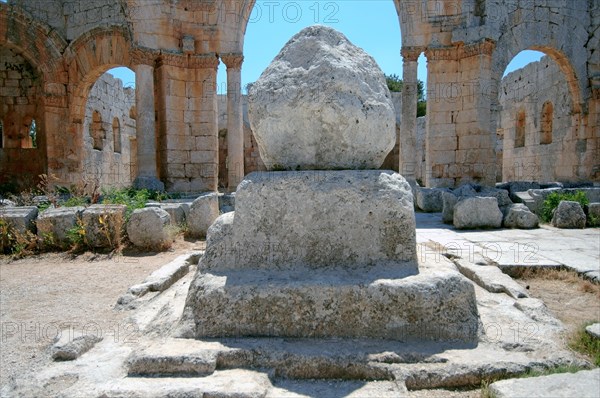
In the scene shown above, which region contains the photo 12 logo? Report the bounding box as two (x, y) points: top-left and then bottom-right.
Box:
(248, 1), (340, 24)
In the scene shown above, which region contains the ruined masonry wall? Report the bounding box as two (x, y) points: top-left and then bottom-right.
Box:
(82, 73), (136, 188)
(499, 56), (576, 182)
(0, 46), (44, 189)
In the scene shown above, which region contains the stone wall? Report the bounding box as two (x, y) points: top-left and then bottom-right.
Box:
(0, 46), (45, 190)
(82, 73), (136, 188)
(499, 56), (593, 182)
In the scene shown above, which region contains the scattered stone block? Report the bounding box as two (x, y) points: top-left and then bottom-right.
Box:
(0, 199), (16, 207)
(503, 204), (539, 229)
(587, 203), (600, 227)
(37, 206), (85, 248)
(187, 192), (219, 238)
(453, 197), (503, 229)
(441, 191), (458, 224)
(51, 330), (103, 361)
(489, 368), (600, 398)
(126, 207), (172, 249)
(479, 186), (513, 208)
(159, 203), (186, 225)
(453, 184), (478, 198)
(0, 206), (38, 234)
(552, 201), (586, 229)
(248, 25), (395, 170)
(81, 204), (127, 248)
(416, 187), (447, 212)
(585, 323), (600, 339)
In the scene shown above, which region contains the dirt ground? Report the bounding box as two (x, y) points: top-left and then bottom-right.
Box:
(0, 239), (203, 389)
(0, 242), (598, 397)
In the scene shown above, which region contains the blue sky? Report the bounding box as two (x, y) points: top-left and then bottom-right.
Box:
(105, 0), (543, 93)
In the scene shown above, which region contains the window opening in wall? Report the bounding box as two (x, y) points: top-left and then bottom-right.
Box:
(515, 109), (526, 148)
(29, 119), (37, 148)
(540, 101), (553, 145)
(113, 117), (121, 153)
(90, 110), (105, 150)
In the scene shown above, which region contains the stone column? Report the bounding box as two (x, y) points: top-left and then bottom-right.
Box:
(132, 49), (164, 191)
(425, 40), (497, 187)
(400, 47), (422, 184)
(221, 53), (244, 191)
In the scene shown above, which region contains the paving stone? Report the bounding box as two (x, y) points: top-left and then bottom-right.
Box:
(489, 368), (600, 398)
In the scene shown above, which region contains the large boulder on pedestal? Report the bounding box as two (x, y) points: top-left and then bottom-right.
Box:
(248, 25), (395, 170)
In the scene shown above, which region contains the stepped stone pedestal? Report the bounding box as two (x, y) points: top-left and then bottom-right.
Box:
(179, 171), (479, 342)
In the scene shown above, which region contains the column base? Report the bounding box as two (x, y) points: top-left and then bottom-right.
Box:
(133, 176), (165, 192)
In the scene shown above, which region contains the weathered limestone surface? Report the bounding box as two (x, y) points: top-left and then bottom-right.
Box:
(37, 206), (85, 247)
(187, 193), (219, 238)
(586, 323), (600, 339)
(489, 368), (600, 398)
(81, 204), (126, 248)
(415, 187), (447, 212)
(51, 330), (103, 361)
(201, 171), (418, 272)
(180, 266), (479, 341)
(503, 204), (539, 229)
(441, 191), (458, 224)
(0, 206), (38, 234)
(454, 197), (503, 229)
(126, 207), (171, 249)
(552, 201), (586, 229)
(248, 26), (395, 171)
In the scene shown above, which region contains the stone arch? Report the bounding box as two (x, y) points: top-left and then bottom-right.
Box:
(540, 101), (553, 145)
(0, 3), (67, 82)
(64, 26), (135, 175)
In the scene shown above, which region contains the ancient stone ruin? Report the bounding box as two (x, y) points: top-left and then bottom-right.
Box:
(178, 26), (480, 343)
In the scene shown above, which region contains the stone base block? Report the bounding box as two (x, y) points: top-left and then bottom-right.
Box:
(180, 265), (479, 342)
(133, 176), (165, 192)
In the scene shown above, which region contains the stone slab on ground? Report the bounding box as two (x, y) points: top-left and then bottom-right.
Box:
(0, 206), (38, 234)
(489, 368), (600, 398)
(36, 206), (85, 247)
(453, 257), (529, 299)
(267, 380), (407, 397)
(51, 331), (103, 361)
(93, 370), (271, 398)
(128, 339), (219, 376)
(586, 323), (600, 339)
(117, 252), (201, 307)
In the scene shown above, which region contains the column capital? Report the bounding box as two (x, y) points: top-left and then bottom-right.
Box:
(401, 46), (425, 62)
(131, 47), (160, 66)
(221, 53), (244, 70)
(425, 39), (495, 61)
(190, 54), (220, 70)
(155, 52), (219, 70)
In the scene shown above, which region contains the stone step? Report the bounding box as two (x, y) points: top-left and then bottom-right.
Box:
(87, 369), (271, 398)
(127, 338), (462, 381)
(266, 380), (408, 398)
